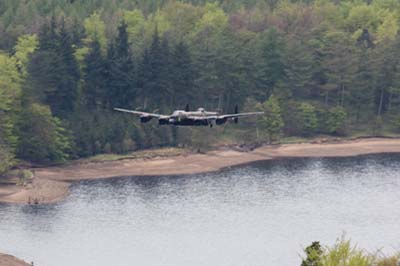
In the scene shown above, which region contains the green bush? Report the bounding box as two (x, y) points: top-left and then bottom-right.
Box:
(301, 241), (323, 266)
(297, 102), (318, 136)
(326, 107), (347, 135)
(17, 103), (72, 163)
(391, 116), (400, 133)
(322, 236), (372, 266)
(302, 236), (399, 266)
(0, 145), (14, 176)
(260, 95), (284, 144)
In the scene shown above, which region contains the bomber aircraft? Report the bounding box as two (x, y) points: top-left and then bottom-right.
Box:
(114, 104), (263, 127)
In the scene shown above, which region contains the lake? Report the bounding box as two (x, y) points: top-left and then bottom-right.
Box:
(0, 154), (399, 266)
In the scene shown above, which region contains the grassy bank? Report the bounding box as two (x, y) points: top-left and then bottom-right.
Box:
(301, 236), (399, 266)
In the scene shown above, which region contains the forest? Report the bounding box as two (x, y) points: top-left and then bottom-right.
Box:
(2, 0), (400, 173)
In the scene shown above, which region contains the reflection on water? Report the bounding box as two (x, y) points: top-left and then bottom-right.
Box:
(1, 154), (400, 266)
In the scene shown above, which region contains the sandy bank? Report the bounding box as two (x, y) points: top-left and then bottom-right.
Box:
(1, 137), (400, 204)
(0, 253), (30, 266)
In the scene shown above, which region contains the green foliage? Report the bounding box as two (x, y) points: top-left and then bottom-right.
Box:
(0, 51), (21, 174)
(391, 116), (400, 132)
(321, 236), (373, 266)
(83, 12), (107, 52)
(0, 145), (14, 176)
(27, 18), (80, 118)
(0, 52), (21, 147)
(301, 241), (323, 266)
(188, 127), (217, 151)
(17, 169), (33, 184)
(13, 34), (38, 76)
(325, 106), (347, 134)
(256, 27), (285, 98)
(124, 10), (146, 55)
(83, 38), (106, 109)
(371, 116), (384, 135)
(107, 20), (135, 108)
(302, 237), (398, 266)
(297, 103), (318, 136)
(2, 0), (400, 163)
(260, 95), (284, 143)
(193, 2), (228, 40)
(17, 103), (72, 163)
(170, 41), (196, 107)
(75, 12), (107, 66)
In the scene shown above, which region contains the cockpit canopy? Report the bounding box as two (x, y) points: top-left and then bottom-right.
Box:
(171, 110), (184, 116)
(197, 107), (205, 112)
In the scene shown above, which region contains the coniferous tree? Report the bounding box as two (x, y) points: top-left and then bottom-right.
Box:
(257, 28), (286, 99)
(214, 30), (244, 111)
(83, 37), (106, 109)
(107, 20), (135, 108)
(285, 41), (314, 99)
(170, 41), (196, 107)
(27, 18), (60, 106)
(321, 32), (356, 107)
(137, 47), (151, 109)
(350, 48), (375, 122)
(54, 18), (80, 117)
(27, 17), (79, 118)
(140, 27), (170, 111)
(147, 27), (163, 105)
(159, 36), (173, 108)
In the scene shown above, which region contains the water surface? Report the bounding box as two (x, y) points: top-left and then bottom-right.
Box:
(1, 154), (400, 266)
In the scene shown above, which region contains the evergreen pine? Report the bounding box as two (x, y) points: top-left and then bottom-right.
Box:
(83, 37), (106, 109)
(107, 20), (135, 108)
(257, 28), (285, 99)
(170, 41), (196, 107)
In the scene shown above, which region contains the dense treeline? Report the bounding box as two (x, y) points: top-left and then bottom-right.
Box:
(2, 0), (400, 171)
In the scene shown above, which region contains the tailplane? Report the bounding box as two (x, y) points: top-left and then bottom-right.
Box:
(234, 104), (239, 124)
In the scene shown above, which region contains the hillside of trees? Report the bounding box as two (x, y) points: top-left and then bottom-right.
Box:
(2, 0), (400, 173)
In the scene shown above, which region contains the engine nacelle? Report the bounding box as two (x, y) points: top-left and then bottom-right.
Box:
(140, 115), (152, 123)
(216, 118), (227, 125)
(158, 118), (169, 125)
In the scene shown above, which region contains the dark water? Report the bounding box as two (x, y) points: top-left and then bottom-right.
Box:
(1, 154), (400, 266)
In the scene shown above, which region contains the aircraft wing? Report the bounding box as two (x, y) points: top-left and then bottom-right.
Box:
(113, 108), (164, 118)
(186, 112), (264, 121)
(217, 111), (264, 119)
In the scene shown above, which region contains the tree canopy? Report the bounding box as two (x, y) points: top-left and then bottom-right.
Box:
(2, 0), (400, 171)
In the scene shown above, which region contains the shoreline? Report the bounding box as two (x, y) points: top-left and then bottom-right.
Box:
(1, 137), (400, 204)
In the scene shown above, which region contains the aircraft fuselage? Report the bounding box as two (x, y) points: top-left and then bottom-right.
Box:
(113, 106), (264, 127)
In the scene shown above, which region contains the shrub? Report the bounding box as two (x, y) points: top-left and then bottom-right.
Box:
(321, 236), (372, 266)
(300, 236), (399, 266)
(301, 241), (323, 266)
(326, 107), (347, 135)
(0, 145), (14, 176)
(297, 102), (318, 136)
(17, 103), (72, 163)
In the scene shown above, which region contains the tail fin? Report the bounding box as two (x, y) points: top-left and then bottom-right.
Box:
(185, 104), (190, 112)
(234, 104), (239, 124)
